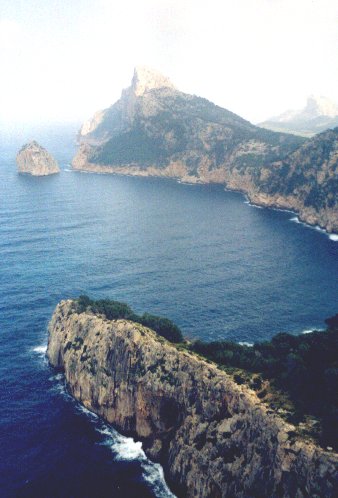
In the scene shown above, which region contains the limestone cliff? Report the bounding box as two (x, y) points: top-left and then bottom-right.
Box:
(72, 68), (338, 234)
(16, 141), (60, 176)
(47, 300), (338, 498)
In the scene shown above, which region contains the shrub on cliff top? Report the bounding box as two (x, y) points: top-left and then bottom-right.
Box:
(75, 295), (183, 343)
(189, 314), (338, 449)
(138, 313), (183, 343)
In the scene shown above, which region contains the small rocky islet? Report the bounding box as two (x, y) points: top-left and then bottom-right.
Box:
(15, 68), (338, 496)
(16, 141), (60, 176)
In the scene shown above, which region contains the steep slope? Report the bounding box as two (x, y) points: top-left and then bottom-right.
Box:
(72, 68), (338, 233)
(47, 300), (338, 498)
(243, 128), (338, 232)
(259, 96), (338, 137)
(16, 141), (60, 176)
(73, 66), (303, 180)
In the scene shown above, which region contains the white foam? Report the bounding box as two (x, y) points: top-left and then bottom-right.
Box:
(271, 207), (295, 214)
(243, 199), (263, 209)
(32, 344), (47, 355)
(142, 461), (176, 498)
(301, 328), (324, 335)
(48, 373), (64, 382)
(95, 417), (175, 495)
(290, 216), (338, 242)
(238, 341), (254, 347)
(50, 382), (68, 396)
(48, 376), (176, 496)
(177, 180), (197, 186)
(98, 426), (145, 461)
(76, 404), (99, 419)
(223, 187), (338, 242)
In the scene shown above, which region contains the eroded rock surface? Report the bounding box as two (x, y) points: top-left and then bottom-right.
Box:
(17, 141), (60, 176)
(72, 68), (338, 233)
(47, 300), (338, 498)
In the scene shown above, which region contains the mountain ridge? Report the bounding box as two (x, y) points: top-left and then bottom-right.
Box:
(72, 68), (338, 233)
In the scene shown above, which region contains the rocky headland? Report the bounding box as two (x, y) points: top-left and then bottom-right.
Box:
(16, 141), (60, 176)
(72, 67), (338, 234)
(47, 300), (338, 498)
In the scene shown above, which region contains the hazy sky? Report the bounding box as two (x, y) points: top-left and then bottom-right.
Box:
(1, 0), (337, 125)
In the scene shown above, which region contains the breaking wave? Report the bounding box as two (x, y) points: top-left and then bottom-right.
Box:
(290, 216), (337, 242)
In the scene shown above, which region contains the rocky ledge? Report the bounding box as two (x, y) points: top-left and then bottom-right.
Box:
(47, 300), (338, 497)
(16, 141), (60, 176)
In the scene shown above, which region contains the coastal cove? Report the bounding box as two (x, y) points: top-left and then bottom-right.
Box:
(0, 127), (337, 496)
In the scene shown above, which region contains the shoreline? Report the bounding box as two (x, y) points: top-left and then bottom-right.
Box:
(71, 165), (338, 241)
(47, 301), (338, 498)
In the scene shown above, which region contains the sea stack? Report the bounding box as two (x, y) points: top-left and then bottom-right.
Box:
(16, 141), (60, 176)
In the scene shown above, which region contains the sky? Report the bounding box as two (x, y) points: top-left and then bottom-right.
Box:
(0, 0), (337, 126)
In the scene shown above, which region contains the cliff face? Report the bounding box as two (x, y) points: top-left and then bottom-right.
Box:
(247, 128), (338, 233)
(47, 300), (338, 498)
(16, 141), (60, 176)
(72, 68), (338, 234)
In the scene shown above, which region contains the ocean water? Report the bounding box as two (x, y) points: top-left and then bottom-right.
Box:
(0, 125), (337, 497)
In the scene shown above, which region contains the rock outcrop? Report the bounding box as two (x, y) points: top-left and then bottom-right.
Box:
(16, 141), (60, 176)
(47, 300), (338, 498)
(72, 68), (338, 234)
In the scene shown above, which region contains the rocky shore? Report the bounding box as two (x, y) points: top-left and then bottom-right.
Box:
(72, 149), (338, 234)
(47, 300), (338, 498)
(72, 68), (337, 234)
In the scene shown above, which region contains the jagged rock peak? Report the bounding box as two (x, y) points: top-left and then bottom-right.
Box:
(19, 140), (42, 152)
(130, 66), (176, 96)
(268, 95), (338, 124)
(304, 95), (338, 118)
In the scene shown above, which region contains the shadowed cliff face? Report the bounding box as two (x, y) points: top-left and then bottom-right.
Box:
(47, 300), (338, 498)
(72, 68), (338, 233)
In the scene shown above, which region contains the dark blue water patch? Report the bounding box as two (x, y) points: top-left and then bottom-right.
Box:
(0, 126), (337, 496)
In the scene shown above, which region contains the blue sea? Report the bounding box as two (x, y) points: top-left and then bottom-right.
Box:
(0, 124), (337, 497)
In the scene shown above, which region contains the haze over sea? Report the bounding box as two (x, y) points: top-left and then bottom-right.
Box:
(0, 125), (337, 497)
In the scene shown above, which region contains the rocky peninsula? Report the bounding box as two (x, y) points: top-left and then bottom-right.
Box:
(72, 67), (338, 234)
(47, 300), (338, 498)
(16, 141), (60, 176)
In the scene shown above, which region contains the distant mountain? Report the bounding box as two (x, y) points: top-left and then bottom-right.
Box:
(74, 66), (303, 174)
(73, 68), (338, 233)
(259, 96), (338, 137)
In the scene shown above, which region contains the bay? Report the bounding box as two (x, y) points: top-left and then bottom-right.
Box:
(0, 125), (337, 496)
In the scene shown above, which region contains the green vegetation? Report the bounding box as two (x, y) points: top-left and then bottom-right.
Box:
(90, 89), (305, 171)
(92, 123), (166, 166)
(74, 296), (338, 448)
(76, 295), (183, 343)
(255, 128), (338, 213)
(189, 314), (338, 449)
